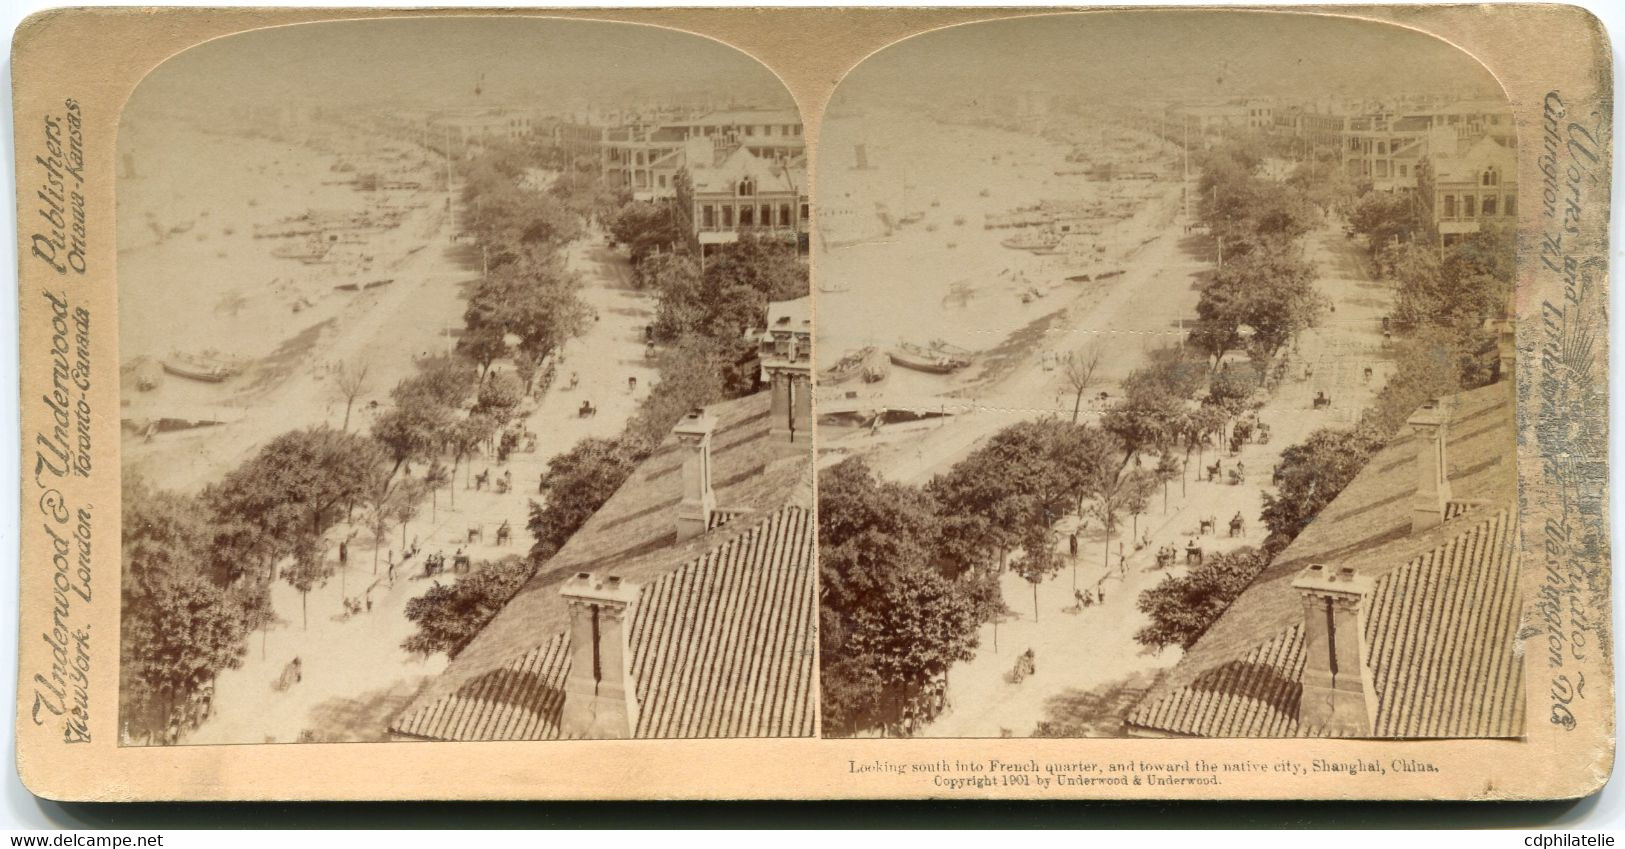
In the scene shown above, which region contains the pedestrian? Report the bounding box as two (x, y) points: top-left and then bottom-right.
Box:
(338, 540), (348, 566)
(387, 550), (396, 585)
(1068, 532), (1079, 558)
(365, 593), (373, 613)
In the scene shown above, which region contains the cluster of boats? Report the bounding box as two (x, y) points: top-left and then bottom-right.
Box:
(254, 207), (407, 240)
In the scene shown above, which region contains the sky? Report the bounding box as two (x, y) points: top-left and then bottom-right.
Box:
(126, 16), (794, 115)
(835, 10), (1506, 109)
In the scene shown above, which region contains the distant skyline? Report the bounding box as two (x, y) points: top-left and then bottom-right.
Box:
(835, 11), (1505, 110)
(126, 17), (794, 117)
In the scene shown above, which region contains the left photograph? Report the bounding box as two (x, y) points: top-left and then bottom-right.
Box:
(117, 17), (814, 745)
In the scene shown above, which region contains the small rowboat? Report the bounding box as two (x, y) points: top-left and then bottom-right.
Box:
(162, 351), (240, 383)
(888, 340), (972, 375)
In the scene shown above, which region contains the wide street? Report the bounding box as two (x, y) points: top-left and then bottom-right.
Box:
(182, 225), (658, 744)
(912, 216), (1396, 738)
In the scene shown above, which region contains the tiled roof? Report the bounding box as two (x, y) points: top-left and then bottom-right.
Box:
(1430, 136), (1517, 183)
(392, 389), (814, 733)
(690, 146), (803, 195)
(390, 503), (816, 740)
(1127, 506), (1522, 738)
(1128, 383), (1522, 738)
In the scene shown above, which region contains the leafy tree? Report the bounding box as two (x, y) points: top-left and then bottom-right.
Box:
(527, 438), (640, 563)
(1134, 547), (1269, 651)
(1207, 360), (1263, 422)
(1259, 428), (1386, 551)
(1122, 345), (1207, 401)
(204, 426), (384, 576)
(1012, 524), (1064, 621)
(402, 556), (535, 658)
(609, 200), (688, 268)
(652, 235), (807, 343)
(1349, 188), (1426, 255)
(1192, 239), (1320, 365)
(448, 412), (499, 501)
(464, 173), (581, 264)
(1102, 392), (1185, 469)
(819, 459), (983, 735)
(1357, 327), (1482, 438)
(474, 371), (526, 430)
(399, 354), (477, 410)
(121, 476), (249, 744)
(623, 334), (749, 451)
(423, 461), (452, 523)
(461, 250), (590, 368)
(282, 534), (332, 630)
(392, 477), (427, 551)
(372, 400), (453, 480)
(1121, 468), (1157, 544)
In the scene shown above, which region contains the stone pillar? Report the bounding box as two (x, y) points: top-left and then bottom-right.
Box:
(1405, 399), (1451, 532)
(673, 408), (716, 540)
(768, 369), (794, 442)
(791, 372), (813, 443)
(560, 573), (641, 739)
(1293, 564), (1375, 736)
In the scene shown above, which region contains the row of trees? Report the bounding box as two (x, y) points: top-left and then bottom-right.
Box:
(1188, 140), (1326, 369)
(405, 180), (810, 657)
(1257, 185), (1514, 553)
(1122, 141), (1330, 654)
(122, 139), (616, 744)
(822, 407), (1174, 734)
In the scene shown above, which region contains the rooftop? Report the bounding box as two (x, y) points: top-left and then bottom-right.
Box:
(391, 501), (815, 740)
(1430, 136), (1518, 184)
(1128, 382), (1521, 738)
(391, 389), (814, 737)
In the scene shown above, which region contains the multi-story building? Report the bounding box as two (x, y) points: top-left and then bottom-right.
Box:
(598, 109), (805, 200)
(1417, 134), (1518, 248)
(665, 136), (808, 256)
(1341, 99), (1514, 192)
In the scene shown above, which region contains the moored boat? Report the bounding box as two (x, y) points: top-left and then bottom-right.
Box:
(888, 340), (972, 375)
(162, 351), (241, 383)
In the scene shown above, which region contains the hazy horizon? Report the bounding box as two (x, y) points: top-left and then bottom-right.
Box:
(835, 11), (1506, 111)
(125, 17), (795, 118)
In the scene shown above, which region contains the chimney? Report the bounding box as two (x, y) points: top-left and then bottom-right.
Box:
(1406, 398), (1452, 532)
(559, 572), (640, 739)
(673, 407), (717, 540)
(1293, 564), (1376, 736)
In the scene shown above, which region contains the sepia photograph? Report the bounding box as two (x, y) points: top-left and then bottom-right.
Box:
(116, 16), (814, 745)
(815, 11), (1523, 740)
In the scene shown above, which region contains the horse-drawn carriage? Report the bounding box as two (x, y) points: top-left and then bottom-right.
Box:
(1229, 513), (1246, 537)
(272, 657), (303, 692)
(496, 520), (512, 546)
(1313, 391), (1332, 410)
(1005, 649), (1037, 684)
(577, 400), (597, 418)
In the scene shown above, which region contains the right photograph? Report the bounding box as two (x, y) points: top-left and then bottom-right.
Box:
(815, 11), (1522, 739)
